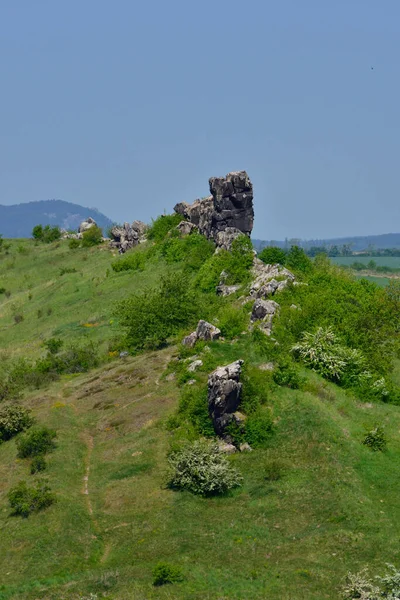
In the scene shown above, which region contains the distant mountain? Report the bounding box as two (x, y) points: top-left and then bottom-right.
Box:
(253, 233), (400, 252)
(0, 200), (113, 238)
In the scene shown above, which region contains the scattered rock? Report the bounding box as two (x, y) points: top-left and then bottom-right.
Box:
(119, 351), (129, 358)
(218, 441), (237, 454)
(251, 299), (279, 322)
(182, 332), (198, 348)
(208, 360), (243, 436)
(239, 442), (253, 453)
(176, 220), (198, 236)
(187, 379), (196, 386)
(258, 362), (275, 371)
(216, 284), (241, 297)
(109, 221), (148, 254)
(196, 320), (221, 342)
(187, 359), (203, 372)
(79, 217), (97, 233)
(174, 170), (254, 244)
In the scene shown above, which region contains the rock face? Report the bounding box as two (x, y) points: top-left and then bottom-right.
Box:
(78, 217), (97, 233)
(208, 360), (243, 436)
(174, 171), (254, 249)
(250, 299), (280, 335)
(109, 221), (148, 254)
(182, 320), (221, 347)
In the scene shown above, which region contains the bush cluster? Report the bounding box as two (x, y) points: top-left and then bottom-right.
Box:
(147, 213), (183, 242)
(362, 425), (387, 452)
(152, 562), (184, 586)
(17, 427), (57, 458)
(81, 225), (103, 247)
(8, 480), (55, 517)
(32, 224), (61, 243)
(0, 405), (33, 441)
(167, 440), (243, 496)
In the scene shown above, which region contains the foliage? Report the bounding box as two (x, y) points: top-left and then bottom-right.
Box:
(292, 327), (366, 383)
(177, 385), (215, 437)
(68, 238), (81, 249)
(167, 440), (243, 496)
(32, 224), (61, 243)
(376, 564), (400, 598)
(152, 562), (184, 586)
(244, 410), (274, 448)
(195, 234), (254, 292)
(30, 455), (47, 474)
(38, 342), (99, 374)
(217, 304), (248, 339)
(111, 249), (147, 272)
(273, 359), (304, 389)
(8, 480), (55, 517)
(341, 564), (400, 599)
(147, 213), (184, 242)
(258, 246), (287, 265)
(286, 245), (313, 274)
(0, 405), (34, 441)
(115, 272), (198, 350)
(362, 425), (387, 452)
(240, 365), (271, 414)
(159, 231), (214, 271)
(43, 337), (64, 355)
(81, 225), (103, 247)
(17, 427), (57, 458)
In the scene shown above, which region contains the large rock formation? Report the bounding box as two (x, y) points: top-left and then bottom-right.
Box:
(174, 171), (254, 248)
(78, 217), (97, 233)
(208, 360), (243, 436)
(109, 221), (148, 253)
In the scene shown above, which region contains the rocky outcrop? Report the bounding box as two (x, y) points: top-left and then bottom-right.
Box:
(109, 221), (148, 254)
(182, 320), (221, 347)
(174, 171), (254, 249)
(208, 360), (243, 436)
(176, 220), (197, 236)
(250, 299), (280, 335)
(78, 217), (97, 233)
(250, 258), (295, 299)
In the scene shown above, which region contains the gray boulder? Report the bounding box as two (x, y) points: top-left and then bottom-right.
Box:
(78, 217), (97, 233)
(176, 220), (198, 236)
(182, 331), (198, 348)
(208, 360), (243, 436)
(109, 220), (148, 254)
(196, 320), (221, 342)
(251, 299), (279, 322)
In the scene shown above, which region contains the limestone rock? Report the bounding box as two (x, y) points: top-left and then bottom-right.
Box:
(251, 299), (279, 322)
(208, 360), (243, 436)
(174, 170), (254, 242)
(109, 221), (148, 254)
(176, 220), (197, 236)
(196, 320), (221, 342)
(215, 227), (243, 251)
(187, 359), (203, 373)
(216, 284), (241, 297)
(182, 332), (198, 348)
(258, 362), (275, 371)
(239, 442), (253, 452)
(78, 217), (97, 233)
(218, 441), (237, 454)
(250, 258), (295, 299)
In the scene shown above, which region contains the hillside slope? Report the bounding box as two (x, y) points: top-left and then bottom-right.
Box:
(0, 200), (112, 238)
(0, 234), (399, 599)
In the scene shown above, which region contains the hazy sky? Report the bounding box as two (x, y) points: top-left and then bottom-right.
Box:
(1, 1), (399, 240)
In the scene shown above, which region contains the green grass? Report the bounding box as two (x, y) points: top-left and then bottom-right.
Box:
(0, 239), (400, 598)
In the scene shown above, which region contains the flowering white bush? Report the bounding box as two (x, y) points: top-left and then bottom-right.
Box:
(168, 440), (242, 496)
(341, 565), (400, 599)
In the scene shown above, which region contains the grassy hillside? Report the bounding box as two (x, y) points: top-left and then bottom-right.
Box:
(0, 232), (400, 599)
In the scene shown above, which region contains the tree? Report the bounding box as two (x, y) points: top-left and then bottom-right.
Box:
(258, 246), (287, 265)
(81, 225), (103, 247)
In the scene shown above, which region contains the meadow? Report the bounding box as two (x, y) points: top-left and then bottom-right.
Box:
(331, 256), (400, 268)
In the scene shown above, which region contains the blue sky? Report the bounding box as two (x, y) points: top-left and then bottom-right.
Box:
(0, 0), (399, 239)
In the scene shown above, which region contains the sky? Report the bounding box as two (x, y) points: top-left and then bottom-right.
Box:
(0, 0), (399, 240)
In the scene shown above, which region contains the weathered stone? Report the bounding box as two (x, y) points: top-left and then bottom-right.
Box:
(78, 217), (97, 233)
(196, 320), (221, 342)
(218, 441), (237, 454)
(176, 220), (197, 236)
(187, 359), (203, 372)
(216, 284), (241, 297)
(174, 171), (254, 242)
(109, 221), (148, 254)
(182, 332), (198, 348)
(250, 258), (295, 299)
(239, 442), (253, 452)
(251, 299), (279, 322)
(208, 360), (243, 436)
(258, 362), (275, 371)
(215, 227), (243, 251)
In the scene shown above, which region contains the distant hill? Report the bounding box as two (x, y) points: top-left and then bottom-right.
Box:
(0, 200), (113, 238)
(253, 232), (400, 252)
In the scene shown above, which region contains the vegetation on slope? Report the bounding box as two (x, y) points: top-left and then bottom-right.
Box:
(0, 217), (399, 599)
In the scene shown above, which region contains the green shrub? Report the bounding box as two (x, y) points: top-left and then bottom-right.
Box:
(30, 455), (46, 474)
(258, 246), (287, 265)
(32, 224), (61, 243)
(273, 359), (304, 389)
(43, 337), (64, 355)
(13, 313), (24, 324)
(178, 386), (215, 437)
(217, 305), (248, 339)
(240, 366), (271, 414)
(244, 410), (274, 448)
(8, 480), (55, 517)
(68, 238), (81, 249)
(286, 245), (313, 274)
(159, 231), (214, 270)
(147, 213), (184, 242)
(17, 427), (57, 458)
(167, 440), (242, 496)
(0, 405), (33, 441)
(115, 273), (198, 351)
(81, 225), (103, 247)
(362, 425), (387, 452)
(152, 562), (184, 586)
(111, 249), (147, 272)
(38, 342), (99, 374)
(59, 266), (77, 276)
(0, 287), (6, 294)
